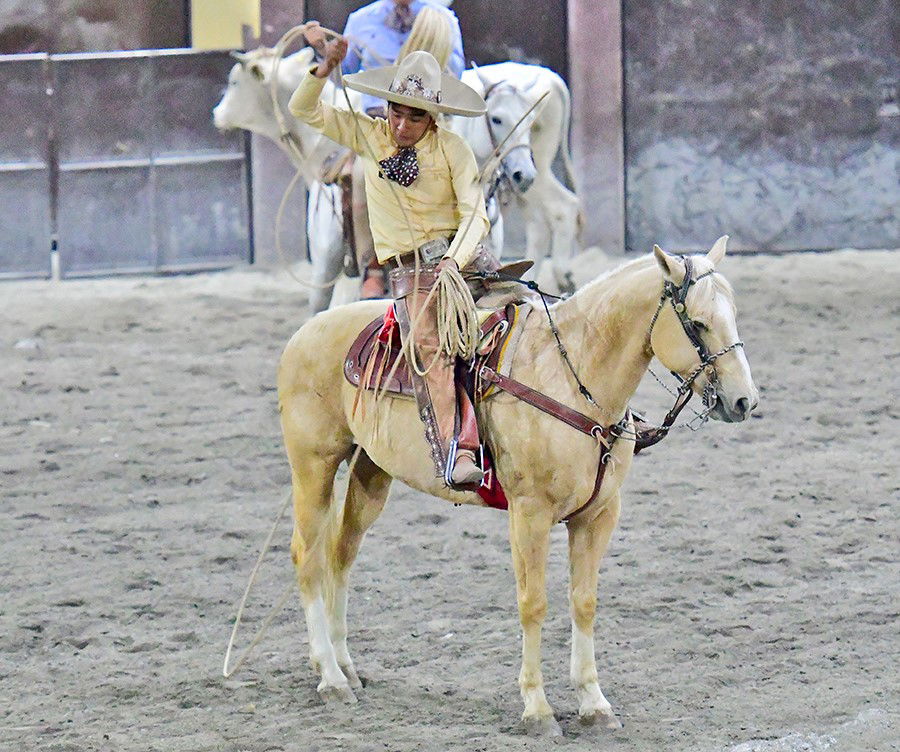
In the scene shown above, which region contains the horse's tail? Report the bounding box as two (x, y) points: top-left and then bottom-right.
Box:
(397, 5), (453, 70)
(552, 73), (580, 198)
(550, 73), (586, 239)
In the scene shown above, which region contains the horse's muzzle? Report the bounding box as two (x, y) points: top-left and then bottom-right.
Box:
(710, 393), (758, 423)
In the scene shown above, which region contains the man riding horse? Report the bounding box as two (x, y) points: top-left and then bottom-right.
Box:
(290, 25), (497, 486)
(339, 0), (466, 297)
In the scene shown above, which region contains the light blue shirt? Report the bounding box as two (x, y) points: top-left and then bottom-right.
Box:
(341, 0), (465, 112)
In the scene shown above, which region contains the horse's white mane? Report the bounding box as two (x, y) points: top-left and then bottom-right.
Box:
(565, 252), (734, 319)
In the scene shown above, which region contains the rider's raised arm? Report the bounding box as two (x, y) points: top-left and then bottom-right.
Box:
(442, 131), (489, 269)
(288, 69), (376, 155)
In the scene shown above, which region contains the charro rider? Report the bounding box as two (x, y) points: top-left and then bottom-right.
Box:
(339, 0), (465, 297)
(290, 24), (491, 487)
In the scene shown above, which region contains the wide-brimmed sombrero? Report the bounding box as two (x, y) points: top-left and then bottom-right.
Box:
(343, 50), (486, 117)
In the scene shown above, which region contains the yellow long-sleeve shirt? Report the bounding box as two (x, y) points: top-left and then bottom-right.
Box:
(288, 70), (489, 268)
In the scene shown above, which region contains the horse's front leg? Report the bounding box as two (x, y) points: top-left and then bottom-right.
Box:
(566, 491), (622, 728)
(508, 503), (561, 736)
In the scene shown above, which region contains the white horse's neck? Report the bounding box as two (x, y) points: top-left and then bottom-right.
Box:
(447, 113), (493, 163)
(539, 256), (662, 425)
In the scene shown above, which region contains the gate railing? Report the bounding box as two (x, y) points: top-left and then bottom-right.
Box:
(0, 54), (52, 279)
(0, 49), (251, 280)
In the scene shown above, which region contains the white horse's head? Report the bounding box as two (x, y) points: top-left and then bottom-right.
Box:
(474, 67), (539, 193)
(213, 47), (316, 143)
(649, 236), (759, 423)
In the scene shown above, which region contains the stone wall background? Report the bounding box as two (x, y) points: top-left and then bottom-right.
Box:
(0, 0), (187, 54)
(623, 0), (899, 252)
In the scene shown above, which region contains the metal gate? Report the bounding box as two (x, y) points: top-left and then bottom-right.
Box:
(0, 53), (52, 279)
(54, 49), (251, 276)
(0, 49), (251, 279)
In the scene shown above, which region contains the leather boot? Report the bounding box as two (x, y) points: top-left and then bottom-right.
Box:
(450, 449), (484, 485)
(394, 272), (483, 486)
(361, 268), (385, 299)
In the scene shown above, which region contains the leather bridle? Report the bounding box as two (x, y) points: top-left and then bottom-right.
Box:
(470, 257), (745, 521)
(648, 255), (744, 410)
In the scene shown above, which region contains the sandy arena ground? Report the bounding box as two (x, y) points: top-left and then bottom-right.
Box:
(1, 249), (898, 752)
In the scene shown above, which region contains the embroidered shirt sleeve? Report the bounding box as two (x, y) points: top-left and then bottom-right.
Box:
(443, 132), (489, 269)
(288, 69), (377, 155)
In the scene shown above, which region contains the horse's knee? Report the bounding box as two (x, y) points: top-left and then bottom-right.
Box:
(570, 587), (597, 632)
(518, 594), (548, 627)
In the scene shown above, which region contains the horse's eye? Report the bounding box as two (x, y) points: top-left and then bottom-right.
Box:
(491, 116), (502, 125)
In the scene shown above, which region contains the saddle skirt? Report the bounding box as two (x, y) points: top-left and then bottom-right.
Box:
(343, 302), (531, 399)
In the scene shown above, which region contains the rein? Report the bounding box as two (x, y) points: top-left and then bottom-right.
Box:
(468, 257), (745, 516)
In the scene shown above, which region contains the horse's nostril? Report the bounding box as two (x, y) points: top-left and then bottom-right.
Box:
(512, 171), (523, 183)
(735, 397), (751, 417)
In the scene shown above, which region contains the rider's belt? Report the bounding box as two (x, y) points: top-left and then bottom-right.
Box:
(388, 264), (439, 298)
(389, 235), (455, 269)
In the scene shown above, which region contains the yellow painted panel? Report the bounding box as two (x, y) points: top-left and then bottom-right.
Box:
(192, 0), (261, 50)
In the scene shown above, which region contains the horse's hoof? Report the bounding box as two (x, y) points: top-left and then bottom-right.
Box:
(579, 708), (621, 729)
(317, 682), (357, 705)
(522, 715), (563, 737)
(340, 663), (363, 690)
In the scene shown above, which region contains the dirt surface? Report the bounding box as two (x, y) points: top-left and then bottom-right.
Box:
(1, 250), (898, 752)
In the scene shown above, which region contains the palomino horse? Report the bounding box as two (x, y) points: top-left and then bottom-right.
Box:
(277, 238), (758, 734)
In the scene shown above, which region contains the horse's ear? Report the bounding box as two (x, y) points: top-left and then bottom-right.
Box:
(229, 50), (249, 65)
(653, 244), (687, 284)
(707, 235), (728, 266)
(471, 62), (491, 92)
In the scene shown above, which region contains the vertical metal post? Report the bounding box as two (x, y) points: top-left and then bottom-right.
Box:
(245, 0), (308, 267)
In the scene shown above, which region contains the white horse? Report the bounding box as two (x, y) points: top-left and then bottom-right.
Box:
(277, 237), (758, 733)
(214, 47), (362, 312)
(463, 62), (582, 289)
(213, 48), (576, 310)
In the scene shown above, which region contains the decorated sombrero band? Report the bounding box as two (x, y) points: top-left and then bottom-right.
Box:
(343, 50), (486, 118)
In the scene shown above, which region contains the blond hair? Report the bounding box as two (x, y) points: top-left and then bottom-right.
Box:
(397, 6), (453, 71)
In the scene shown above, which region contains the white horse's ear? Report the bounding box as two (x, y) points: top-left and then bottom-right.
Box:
(471, 61), (492, 92)
(653, 244), (687, 284)
(229, 50), (249, 65)
(707, 235), (728, 266)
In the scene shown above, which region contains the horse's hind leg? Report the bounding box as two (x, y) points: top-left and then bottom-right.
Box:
(327, 449), (392, 689)
(566, 492), (622, 728)
(289, 451), (357, 703)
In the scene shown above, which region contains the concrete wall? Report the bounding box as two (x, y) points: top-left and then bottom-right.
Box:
(0, 0), (187, 53)
(623, 0), (899, 253)
(569, 0), (624, 252)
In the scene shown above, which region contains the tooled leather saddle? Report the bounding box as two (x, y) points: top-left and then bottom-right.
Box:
(344, 303), (523, 400)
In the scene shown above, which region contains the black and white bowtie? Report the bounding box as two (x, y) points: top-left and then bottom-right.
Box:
(378, 147), (419, 187)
